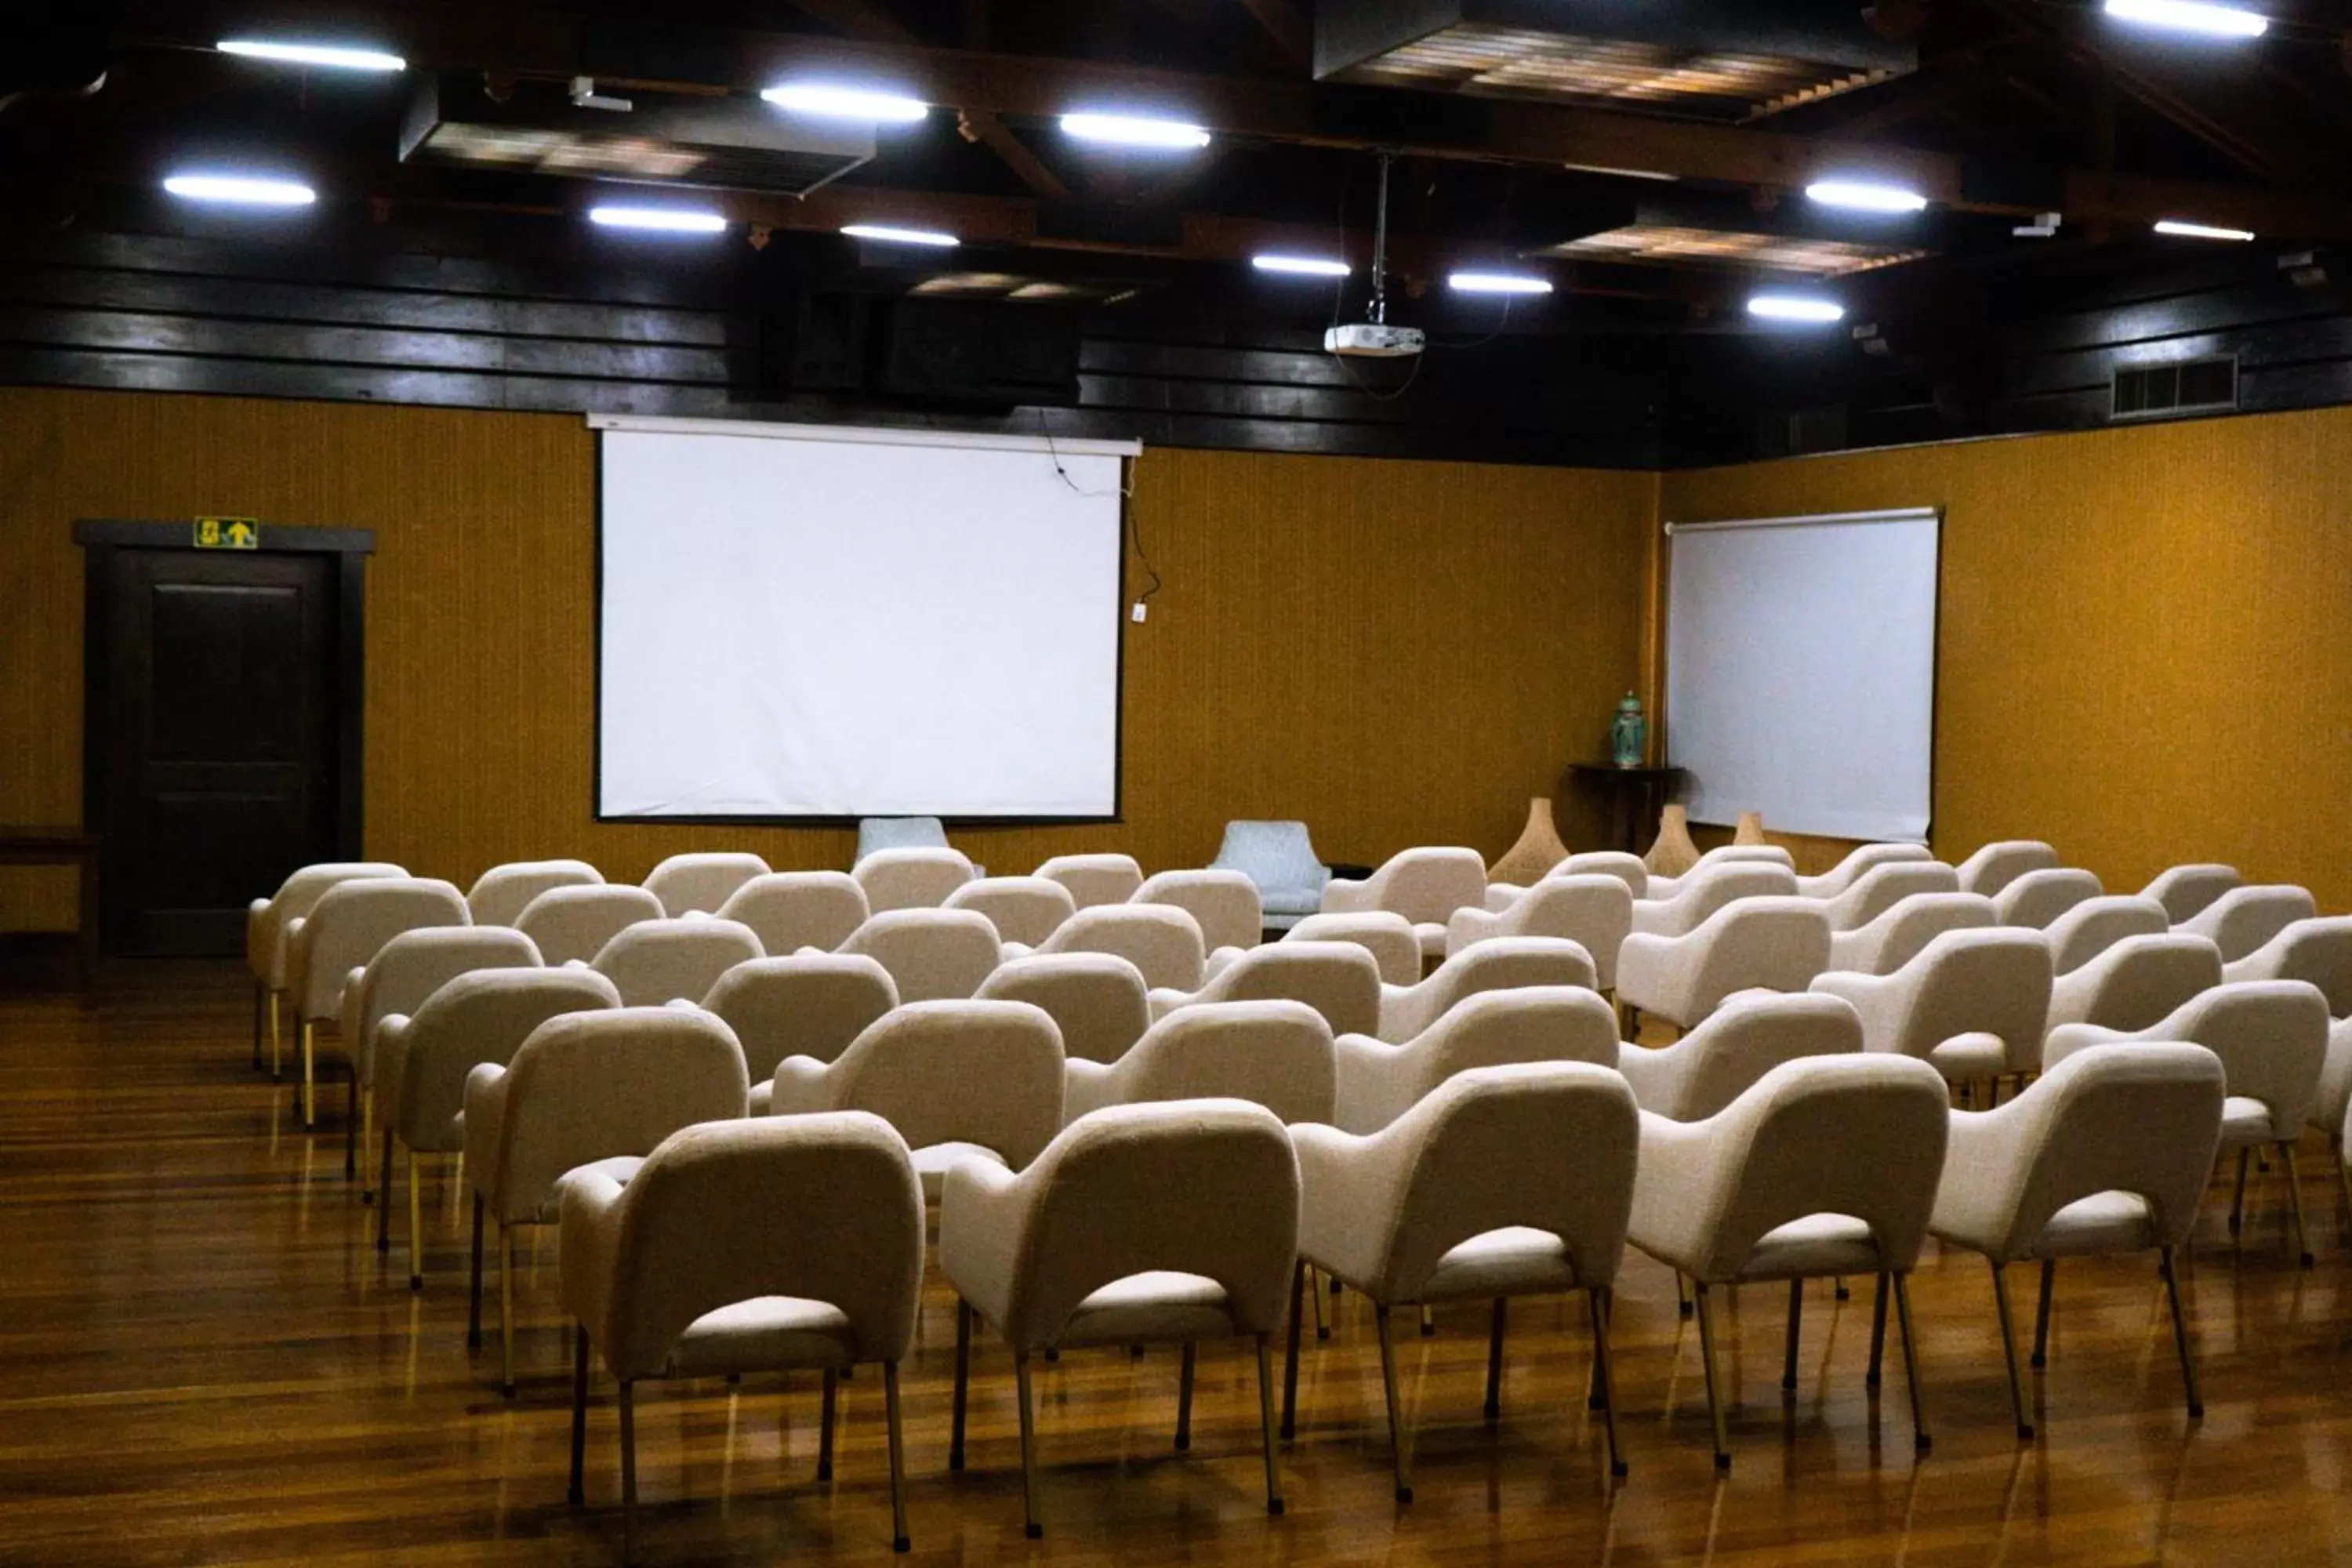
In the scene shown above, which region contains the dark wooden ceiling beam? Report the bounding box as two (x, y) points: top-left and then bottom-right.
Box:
(1238, 0), (1313, 67)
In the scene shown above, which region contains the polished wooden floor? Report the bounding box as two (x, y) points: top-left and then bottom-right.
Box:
(6, 964), (2352, 1566)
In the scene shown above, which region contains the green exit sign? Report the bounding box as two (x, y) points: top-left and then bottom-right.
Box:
(193, 516), (259, 550)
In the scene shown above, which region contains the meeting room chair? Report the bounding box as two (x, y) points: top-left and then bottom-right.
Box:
(702, 953), (898, 1112)
(1616, 992), (1864, 1122)
(1063, 998), (1334, 1125)
(1994, 868), (2104, 930)
(1484, 851), (1649, 907)
(2140, 863), (2243, 925)
(946, 877), (1076, 947)
(1812, 928), (2056, 1097)
(1616, 898), (1831, 1034)
(1632, 863), (1799, 938)
(717, 871), (871, 958)
(2177, 884), (2320, 964)
(1132, 868), (1263, 954)
(587, 917), (763, 1007)
(560, 1112), (924, 1561)
(2224, 916), (2352, 1013)
(641, 851), (770, 917)
(1826, 892), (1999, 975)
(1643, 844), (1794, 901)
(285, 877), (471, 1131)
(2042, 932), (2224, 1035)
(1928, 1043), (2224, 1438)
(1792, 842), (1935, 900)
(1376, 937), (1597, 1044)
(1445, 874), (1634, 989)
(1811, 862), (1962, 933)
(516, 884), (663, 967)
(1149, 941), (1384, 1039)
(1012, 903), (1206, 992)
(465, 859), (602, 927)
(856, 815), (949, 864)
(1208, 819), (1330, 933)
(1334, 985), (1619, 1135)
(248, 861), (406, 1073)
(838, 908), (1002, 1002)
(854, 847), (979, 914)
(1955, 840), (2061, 898)
(938, 1099), (1297, 1537)
(1271, 913), (1422, 985)
(978, 953), (1152, 1065)
(1289, 1062), (1638, 1494)
(2044, 895), (2171, 975)
(1035, 852), (1145, 909)
(1628, 1054), (1951, 1467)
(465, 1005), (750, 1393)
(1320, 847), (1488, 962)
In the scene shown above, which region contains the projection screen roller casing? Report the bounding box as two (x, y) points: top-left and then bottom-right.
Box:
(597, 418), (1132, 820)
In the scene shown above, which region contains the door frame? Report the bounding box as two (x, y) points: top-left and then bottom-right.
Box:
(73, 520), (376, 927)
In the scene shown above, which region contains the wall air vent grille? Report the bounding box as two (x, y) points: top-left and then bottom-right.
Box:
(2111, 356), (2238, 421)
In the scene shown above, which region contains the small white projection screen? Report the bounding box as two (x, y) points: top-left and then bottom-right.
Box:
(1664, 507), (1940, 841)
(596, 417), (1134, 820)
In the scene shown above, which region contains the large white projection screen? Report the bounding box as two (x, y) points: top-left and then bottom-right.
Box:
(1664, 507), (1940, 842)
(596, 417), (1133, 819)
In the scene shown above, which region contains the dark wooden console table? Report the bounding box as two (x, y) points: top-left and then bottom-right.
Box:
(0, 827), (102, 990)
(1564, 764), (1686, 856)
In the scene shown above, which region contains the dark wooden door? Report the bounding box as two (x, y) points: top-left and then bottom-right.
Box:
(93, 549), (343, 956)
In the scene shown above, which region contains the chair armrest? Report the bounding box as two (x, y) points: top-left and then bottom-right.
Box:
(1145, 986), (1190, 1021)
(767, 1056), (834, 1116)
(1613, 1040), (1683, 1117)
(2041, 1022), (2124, 1072)
(1627, 1110), (1730, 1276)
(1484, 885), (1524, 914)
(938, 1159), (1029, 1330)
(1000, 942), (1034, 962)
(1062, 1060), (1117, 1124)
(1332, 1033), (1410, 1134)
(1291, 1122), (1393, 1290)
(556, 1162), (634, 1343)
(1447, 908), (1502, 955)
(1203, 946), (1241, 983)
(1928, 1105), (2032, 1254)
(375, 1014), (414, 1122)
(1319, 879), (1374, 915)
(462, 1063), (510, 1200)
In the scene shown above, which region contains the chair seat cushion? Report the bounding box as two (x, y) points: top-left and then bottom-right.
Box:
(2027, 1191), (2156, 1259)
(1414, 1225), (1582, 1303)
(1927, 1031), (2008, 1082)
(2216, 1094), (2281, 1151)
(1733, 1213), (1882, 1282)
(668, 1294), (857, 1376)
(1055, 1269), (1236, 1348)
(914, 1141), (1005, 1201)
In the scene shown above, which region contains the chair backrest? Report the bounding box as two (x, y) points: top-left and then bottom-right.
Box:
(1846, 927), (2054, 1062)
(717, 872), (870, 956)
(2047, 933), (2223, 1034)
(946, 877), (1077, 947)
(702, 953), (898, 1079)
(1191, 941), (1383, 1039)
(465, 859), (602, 927)
(1955, 840), (2060, 898)
(1633, 863), (1800, 938)
(1650, 845), (1795, 898)
(292, 878), (471, 1019)
(2140, 863), (2242, 924)
(1344, 985), (1619, 1133)
(1819, 862), (1960, 931)
(1040, 903), (1206, 991)
(1132, 869), (1262, 953)
(1487, 876), (1635, 987)
(1102, 1000), (1334, 1123)
(345, 925), (541, 1082)
(1795, 842), (1934, 900)
(978, 953), (1152, 1065)
(255, 862), (408, 979)
(1282, 912), (1421, 986)
(590, 917), (764, 1007)
(2225, 916), (2352, 1017)
(1550, 851), (1647, 898)
(2123, 980), (2329, 1138)
(2045, 895), (2170, 975)
(1209, 820), (1327, 897)
(838, 908), (1003, 1001)
(1622, 992), (1864, 1121)
(856, 815), (949, 864)
(853, 847), (978, 914)
(1339, 847), (1487, 925)
(1827, 891), (1998, 975)
(1380, 936), (1597, 1042)
(578, 1112), (924, 1381)
(1036, 853), (1145, 910)
(1994, 867), (2104, 930)
(2179, 884), (2319, 964)
(515, 884), (663, 967)
(387, 966), (620, 1147)
(642, 852), (771, 917)
(825, 1000), (1065, 1170)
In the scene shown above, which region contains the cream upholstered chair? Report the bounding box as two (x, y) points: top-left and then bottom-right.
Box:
(248, 862), (406, 1072)
(1616, 899), (1832, 1033)
(1929, 1044), (2224, 1438)
(1289, 1062), (1638, 1493)
(2047, 980), (2329, 1266)
(466, 859), (601, 927)
(2141, 863), (2242, 924)
(1132, 869), (1262, 953)
(1210, 820), (1330, 932)
(1827, 892), (1998, 975)
(1812, 928), (2056, 1094)
(1320, 847), (1489, 961)
(1956, 840), (2060, 898)
(1632, 863), (1799, 938)
(1793, 843), (1935, 900)
(2225, 916), (2352, 1013)
(1013, 903), (1206, 992)
(641, 851), (769, 917)
(587, 917), (763, 1007)
(979, 954), (1152, 1065)
(1445, 875), (1635, 988)
(702, 953), (898, 1112)
(1036, 852), (1145, 910)
(855, 847), (978, 914)
(717, 871), (869, 957)
(2045, 895), (2170, 975)
(1064, 999), (1333, 1125)
(1995, 868), (2103, 930)
(285, 877), (470, 1131)
(769, 999), (1064, 1200)
(1811, 862), (1961, 933)
(2178, 884), (2319, 964)
(1149, 940), (1383, 1038)
(946, 877), (1076, 947)
(1376, 937), (1596, 1044)
(1617, 992), (1863, 1123)
(517, 884), (662, 967)
(939, 1099), (1298, 1535)
(839, 908), (1001, 1002)
(1628, 1054), (1951, 1467)
(1271, 912), (1420, 985)
(340, 925), (540, 1189)
(464, 1005), (750, 1393)
(1643, 845), (1794, 901)
(1485, 851), (1649, 909)
(374, 967), (619, 1301)
(2043, 933), (2223, 1035)
(561, 1112), (924, 1560)
(1334, 985), (1618, 1134)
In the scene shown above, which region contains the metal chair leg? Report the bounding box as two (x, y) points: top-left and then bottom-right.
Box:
(1588, 1288), (1628, 1479)
(818, 1367), (838, 1481)
(1254, 1335), (1285, 1516)
(467, 1195), (485, 1348)
(1174, 1342), (1196, 1451)
(1484, 1298), (1506, 1421)
(1781, 1279), (1802, 1394)
(618, 1380), (637, 1566)
(949, 1298), (971, 1472)
(1312, 1264), (1329, 1341)
(1990, 1260), (2033, 1439)
(2031, 1258), (2055, 1370)
(883, 1360), (911, 1552)
(1374, 1305), (1413, 1502)
(2334, 1134), (2352, 1232)
(300, 1021), (317, 1131)
(500, 1223), (517, 1397)
(1866, 1272), (1889, 1388)
(358, 1088), (374, 1199)
(1421, 1304), (1435, 1338)
(1693, 1282), (1730, 1469)
(252, 981), (265, 1070)
(568, 1325), (590, 1504)
(2282, 1142), (2315, 1267)
(407, 1146), (424, 1290)
(270, 990), (282, 1080)
(2229, 1146), (2251, 1234)
(1893, 1272), (1931, 1452)
(1015, 1353), (1044, 1539)
(1282, 1258), (1305, 1439)
(346, 1069), (360, 1177)
(375, 1132), (394, 1254)
(1675, 1271), (1693, 1319)
(2160, 1246), (2202, 1420)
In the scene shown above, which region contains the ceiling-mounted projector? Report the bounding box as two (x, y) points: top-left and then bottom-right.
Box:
(1327, 150), (1423, 360)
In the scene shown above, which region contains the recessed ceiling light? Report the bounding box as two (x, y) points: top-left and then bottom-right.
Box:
(216, 39), (406, 71)
(1252, 254), (1351, 278)
(842, 223), (960, 247)
(2103, 0), (2270, 38)
(162, 172), (317, 207)
(1058, 112), (1211, 151)
(1806, 180), (1930, 214)
(589, 205), (727, 234)
(1748, 293), (1846, 324)
(2154, 218), (2256, 241)
(760, 83), (929, 123)
(1449, 271), (1554, 296)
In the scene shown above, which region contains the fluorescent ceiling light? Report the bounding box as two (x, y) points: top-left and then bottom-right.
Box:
(842, 223), (959, 247)
(1449, 271), (1554, 296)
(2103, 0), (2270, 38)
(162, 173), (317, 207)
(1563, 162), (1678, 183)
(760, 82), (928, 122)
(1252, 254), (1350, 277)
(216, 38), (406, 71)
(1806, 180), (1930, 213)
(589, 205), (727, 234)
(2154, 218), (2256, 241)
(1748, 294), (1846, 324)
(1059, 112), (1211, 151)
